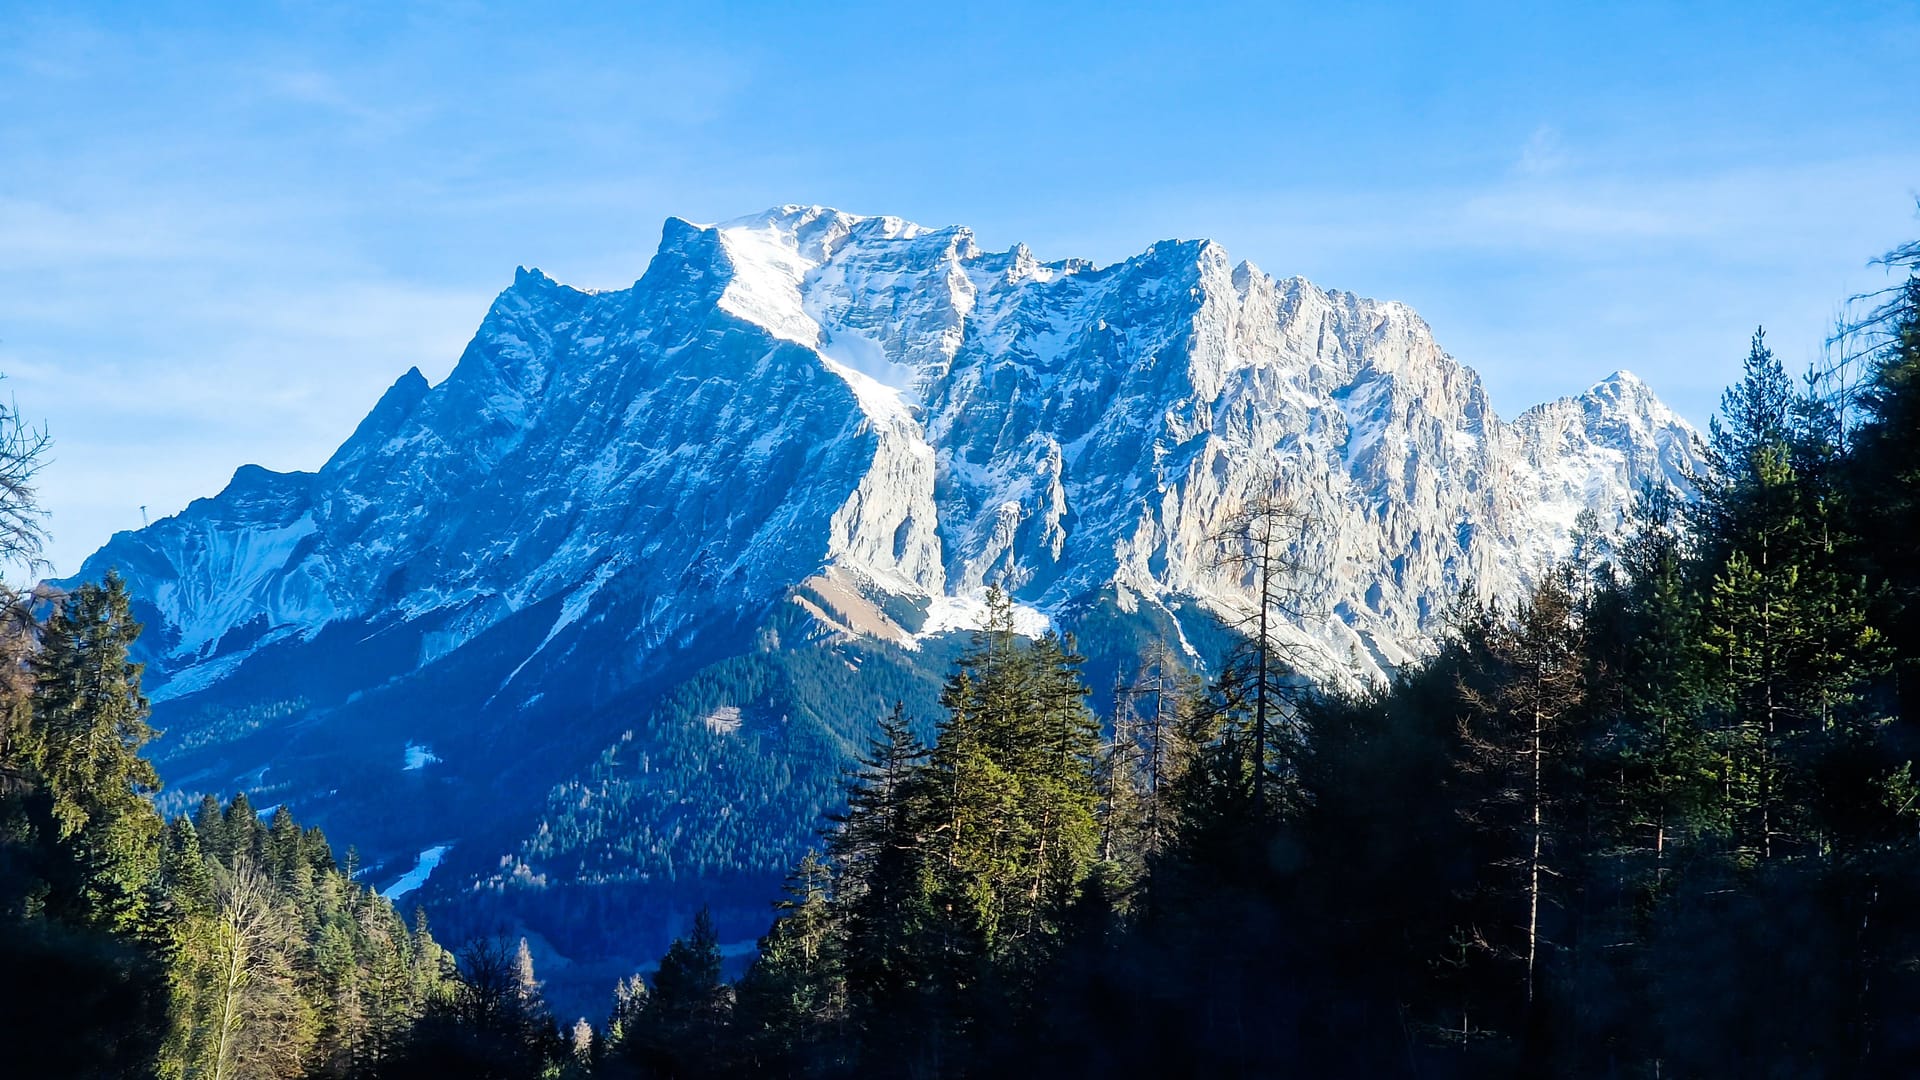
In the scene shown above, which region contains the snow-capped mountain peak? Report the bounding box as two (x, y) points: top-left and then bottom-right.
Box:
(53, 206), (1703, 984)
(70, 205), (1699, 703)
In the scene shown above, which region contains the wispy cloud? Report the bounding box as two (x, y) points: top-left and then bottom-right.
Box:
(255, 66), (435, 138)
(1516, 124), (1569, 178)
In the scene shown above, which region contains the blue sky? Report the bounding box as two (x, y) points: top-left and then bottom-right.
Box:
(6, 1), (1918, 577)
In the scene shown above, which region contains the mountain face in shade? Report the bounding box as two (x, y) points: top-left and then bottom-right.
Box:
(62, 206), (1699, 1010)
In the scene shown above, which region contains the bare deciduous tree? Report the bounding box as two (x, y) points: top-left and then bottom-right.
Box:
(1207, 468), (1324, 820)
(211, 858), (305, 1080)
(0, 384), (50, 797)
(0, 390), (50, 578)
(1457, 578), (1587, 1009)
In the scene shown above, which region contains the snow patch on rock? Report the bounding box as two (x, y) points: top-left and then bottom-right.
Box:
(383, 844), (451, 900)
(919, 591), (1054, 641)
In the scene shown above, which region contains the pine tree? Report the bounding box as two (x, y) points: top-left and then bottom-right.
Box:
(158, 818), (222, 1079)
(1206, 475), (1318, 823)
(655, 908), (724, 1017)
(161, 815), (216, 917)
(608, 906), (730, 1076)
(923, 591), (1032, 962)
(819, 704), (936, 1068)
(921, 597), (1103, 977)
(1606, 483), (1717, 882)
(266, 804), (303, 885)
(735, 851), (844, 1068)
(1697, 330), (1888, 860)
(223, 793), (264, 868)
(1454, 576), (1589, 1025)
(195, 793), (232, 865)
(26, 572), (164, 936)
(1849, 270), (1920, 707)
(1012, 631), (1102, 961)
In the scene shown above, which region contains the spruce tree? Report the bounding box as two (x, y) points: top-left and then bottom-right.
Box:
(735, 851), (843, 1069)
(1697, 330), (1887, 859)
(195, 793), (232, 865)
(1453, 577), (1590, 1024)
(223, 793), (264, 868)
(24, 573), (164, 939)
(1849, 271), (1920, 707)
(829, 709), (926, 999)
(610, 906), (729, 1075)
(1605, 483), (1717, 884)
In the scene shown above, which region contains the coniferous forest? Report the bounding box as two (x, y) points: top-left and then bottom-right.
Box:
(5, 242), (1920, 1077)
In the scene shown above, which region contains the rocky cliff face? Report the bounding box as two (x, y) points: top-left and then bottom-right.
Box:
(76, 205), (1697, 703)
(60, 207), (1701, 982)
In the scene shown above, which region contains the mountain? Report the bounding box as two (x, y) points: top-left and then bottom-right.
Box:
(61, 205), (1700, 1009)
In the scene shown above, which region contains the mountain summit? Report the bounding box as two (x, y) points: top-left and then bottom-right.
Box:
(63, 206), (1699, 996)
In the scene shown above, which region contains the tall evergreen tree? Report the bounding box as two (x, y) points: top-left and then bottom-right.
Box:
(827, 703), (933, 1064)
(1453, 577), (1590, 1026)
(618, 906), (729, 1077)
(1601, 483), (1718, 884)
(734, 851), (844, 1070)
(1697, 330), (1888, 860)
(27, 572), (163, 935)
(1849, 267), (1920, 708)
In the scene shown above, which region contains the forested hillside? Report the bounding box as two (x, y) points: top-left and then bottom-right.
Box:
(4, 238), (1918, 1077)
(66, 204), (1700, 983)
(649, 241), (1920, 1076)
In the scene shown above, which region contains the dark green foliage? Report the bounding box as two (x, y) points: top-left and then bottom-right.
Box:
(17, 245), (1920, 1078)
(604, 907), (731, 1078)
(585, 593), (1116, 1076)
(454, 634), (966, 1019)
(0, 572), (174, 1072)
(829, 705), (933, 1055)
(380, 935), (559, 1079)
(512, 640), (958, 894)
(1850, 268), (1920, 713)
(613, 279), (1920, 1077)
(162, 792), (457, 1078)
(156, 696), (312, 765)
(27, 573), (164, 936)
(733, 853), (844, 1071)
(0, 570), (458, 1078)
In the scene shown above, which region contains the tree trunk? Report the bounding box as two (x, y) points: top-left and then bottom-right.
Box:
(1528, 690), (1543, 1006)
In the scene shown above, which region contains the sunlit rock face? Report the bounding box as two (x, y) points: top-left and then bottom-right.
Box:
(59, 206), (1701, 999)
(73, 204), (1698, 699)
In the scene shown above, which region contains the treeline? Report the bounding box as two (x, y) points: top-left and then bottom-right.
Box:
(554, 251), (1920, 1076)
(0, 575), (457, 1077)
(5, 245), (1918, 1077)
